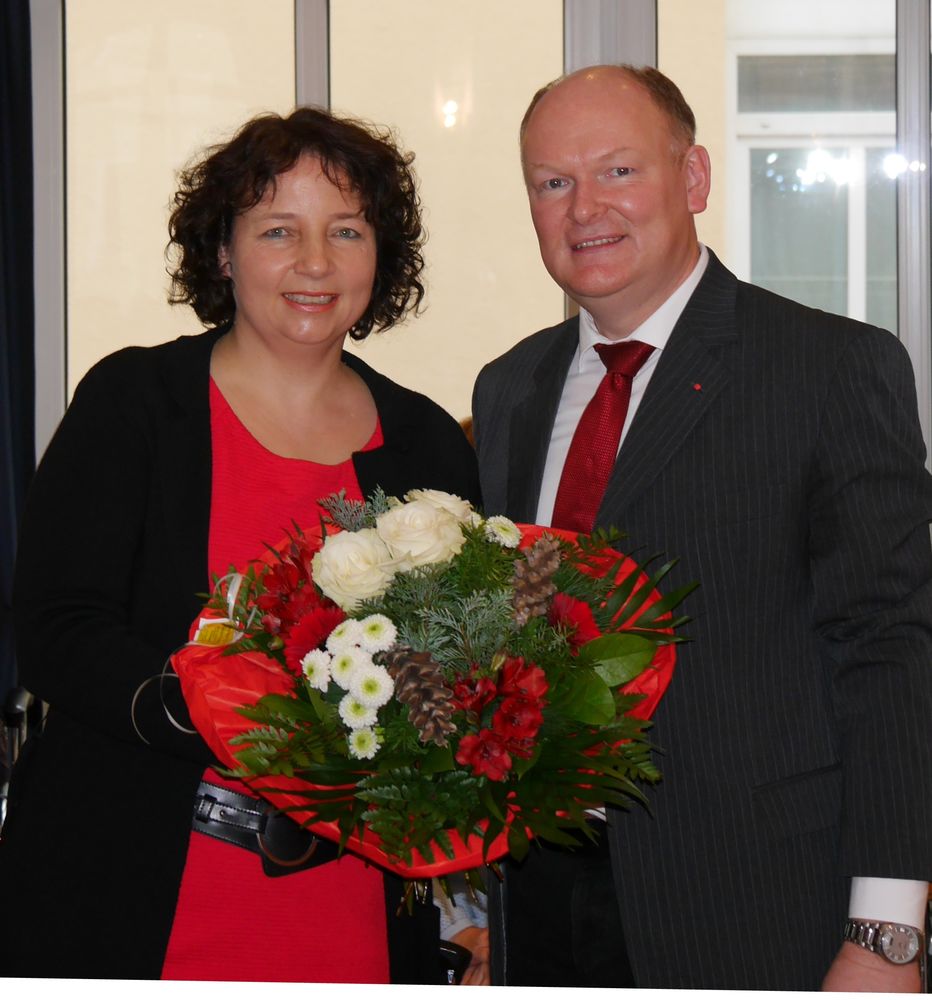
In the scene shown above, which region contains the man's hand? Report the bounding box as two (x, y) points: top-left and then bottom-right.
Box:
(450, 925), (490, 986)
(822, 941), (921, 992)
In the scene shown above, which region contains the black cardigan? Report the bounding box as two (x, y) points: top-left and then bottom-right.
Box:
(1, 329), (481, 980)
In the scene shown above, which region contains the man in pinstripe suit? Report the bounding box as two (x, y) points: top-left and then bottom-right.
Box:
(472, 65), (932, 990)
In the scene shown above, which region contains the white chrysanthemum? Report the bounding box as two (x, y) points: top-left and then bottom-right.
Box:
(349, 663), (394, 708)
(466, 511), (484, 529)
(348, 726), (382, 760)
(300, 649), (332, 692)
(330, 645), (373, 689)
(325, 618), (364, 653)
(338, 693), (378, 729)
(484, 515), (522, 548)
(357, 614), (397, 654)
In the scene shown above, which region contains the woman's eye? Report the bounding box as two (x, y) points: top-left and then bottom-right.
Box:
(263, 227), (288, 238)
(335, 227), (361, 239)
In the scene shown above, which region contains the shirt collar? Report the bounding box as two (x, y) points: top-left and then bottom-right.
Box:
(576, 244), (709, 370)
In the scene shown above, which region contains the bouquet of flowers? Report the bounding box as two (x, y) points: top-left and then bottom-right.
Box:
(171, 489), (693, 885)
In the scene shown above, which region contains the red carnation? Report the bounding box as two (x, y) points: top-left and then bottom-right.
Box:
(499, 657), (549, 700)
(549, 593), (602, 649)
(283, 605), (347, 673)
(455, 729), (513, 782)
(492, 695), (544, 742)
(452, 673), (497, 714)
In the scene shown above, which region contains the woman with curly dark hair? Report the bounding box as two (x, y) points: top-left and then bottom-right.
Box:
(1, 107), (480, 983)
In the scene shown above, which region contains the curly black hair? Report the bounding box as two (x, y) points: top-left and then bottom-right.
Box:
(167, 106), (425, 340)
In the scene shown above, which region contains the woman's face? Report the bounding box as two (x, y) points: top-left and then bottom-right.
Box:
(219, 155), (377, 355)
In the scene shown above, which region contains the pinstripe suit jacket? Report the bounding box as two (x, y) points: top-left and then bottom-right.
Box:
(472, 251), (932, 989)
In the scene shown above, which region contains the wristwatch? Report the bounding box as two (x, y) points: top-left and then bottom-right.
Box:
(843, 919), (927, 989)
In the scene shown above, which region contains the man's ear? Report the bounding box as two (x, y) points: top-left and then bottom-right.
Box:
(684, 145), (712, 215)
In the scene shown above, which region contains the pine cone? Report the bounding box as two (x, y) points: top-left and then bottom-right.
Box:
(381, 646), (457, 747)
(512, 535), (561, 626)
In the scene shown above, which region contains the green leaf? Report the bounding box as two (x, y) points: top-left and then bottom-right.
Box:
(506, 821), (531, 862)
(577, 633), (656, 685)
(555, 668), (615, 724)
(420, 744), (455, 774)
(478, 779), (506, 823)
(512, 742), (542, 777)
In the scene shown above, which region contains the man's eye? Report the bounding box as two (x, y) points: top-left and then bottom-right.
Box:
(608, 167), (631, 177)
(543, 178), (567, 190)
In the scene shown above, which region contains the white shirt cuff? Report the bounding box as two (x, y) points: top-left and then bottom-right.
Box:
(848, 877), (929, 928)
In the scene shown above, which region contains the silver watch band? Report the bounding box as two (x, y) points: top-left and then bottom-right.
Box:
(843, 919), (928, 992)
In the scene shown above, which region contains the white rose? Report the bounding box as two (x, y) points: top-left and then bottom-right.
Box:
(311, 528), (396, 611)
(403, 489), (475, 524)
(375, 499), (466, 571)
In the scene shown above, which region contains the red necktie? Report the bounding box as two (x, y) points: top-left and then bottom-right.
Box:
(550, 340), (654, 533)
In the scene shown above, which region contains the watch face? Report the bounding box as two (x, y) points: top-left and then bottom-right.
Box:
(879, 925), (920, 964)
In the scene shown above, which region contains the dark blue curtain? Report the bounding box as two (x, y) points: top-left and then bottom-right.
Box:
(1, 0), (35, 706)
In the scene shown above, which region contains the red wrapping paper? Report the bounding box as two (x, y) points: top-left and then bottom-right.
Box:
(172, 524), (675, 878)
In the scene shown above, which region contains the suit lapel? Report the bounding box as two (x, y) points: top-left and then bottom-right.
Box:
(597, 253), (739, 527)
(506, 319), (578, 522)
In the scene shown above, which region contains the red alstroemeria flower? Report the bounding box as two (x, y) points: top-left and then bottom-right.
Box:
(493, 694), (544, 742)
(452, 674), (498, 714)
(498, 656), (549, 700)
(259, 575), (325, 630)
(283, 535), (317, 581)
(549, 592), (602, 649)
(283, 605), (347, 673)
(455, 729), (513, 782)
(261, 561), (302, 600)
(261, 611), (283, 635)
(506, 736), (537, 760)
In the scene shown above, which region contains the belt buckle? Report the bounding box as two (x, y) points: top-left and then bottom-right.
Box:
(193, 793), (218, 824)
(258, 807), (320, 872)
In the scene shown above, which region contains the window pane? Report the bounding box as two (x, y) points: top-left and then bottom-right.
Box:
(738, 55), (895, 113)
(750, 148), (848, 314)
(659, 0), (896, 331)
(330, 0), (563, 421)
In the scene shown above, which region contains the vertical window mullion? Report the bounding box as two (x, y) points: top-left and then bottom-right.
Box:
(848, 145), (868, 322)
(895, 0), (932, 459)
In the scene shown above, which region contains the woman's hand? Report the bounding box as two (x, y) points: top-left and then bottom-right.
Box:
(450, 925), (490, 986)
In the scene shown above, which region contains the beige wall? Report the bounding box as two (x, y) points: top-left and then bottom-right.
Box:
(65, 0), (563, 423)
(331, 0), (564, 422)
(65, 0), (295, 395)
(658, 0), (728, 259)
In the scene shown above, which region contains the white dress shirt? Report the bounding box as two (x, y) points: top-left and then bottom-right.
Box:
(536, 247), (709, 525)
(534, 243), (928, 930)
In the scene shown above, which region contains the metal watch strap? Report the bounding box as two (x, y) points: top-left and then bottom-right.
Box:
(843, 919), (927, 991)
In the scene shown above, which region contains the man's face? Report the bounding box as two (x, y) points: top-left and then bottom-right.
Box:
(521, 69), (710, 338)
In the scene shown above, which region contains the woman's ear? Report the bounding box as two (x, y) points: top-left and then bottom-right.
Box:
(218, 246), (232, 278)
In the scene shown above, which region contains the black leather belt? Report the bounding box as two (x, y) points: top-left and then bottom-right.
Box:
(192, 779), (339, 878)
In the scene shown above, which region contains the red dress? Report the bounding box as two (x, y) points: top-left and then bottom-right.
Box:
(161, 380), (389, 983)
